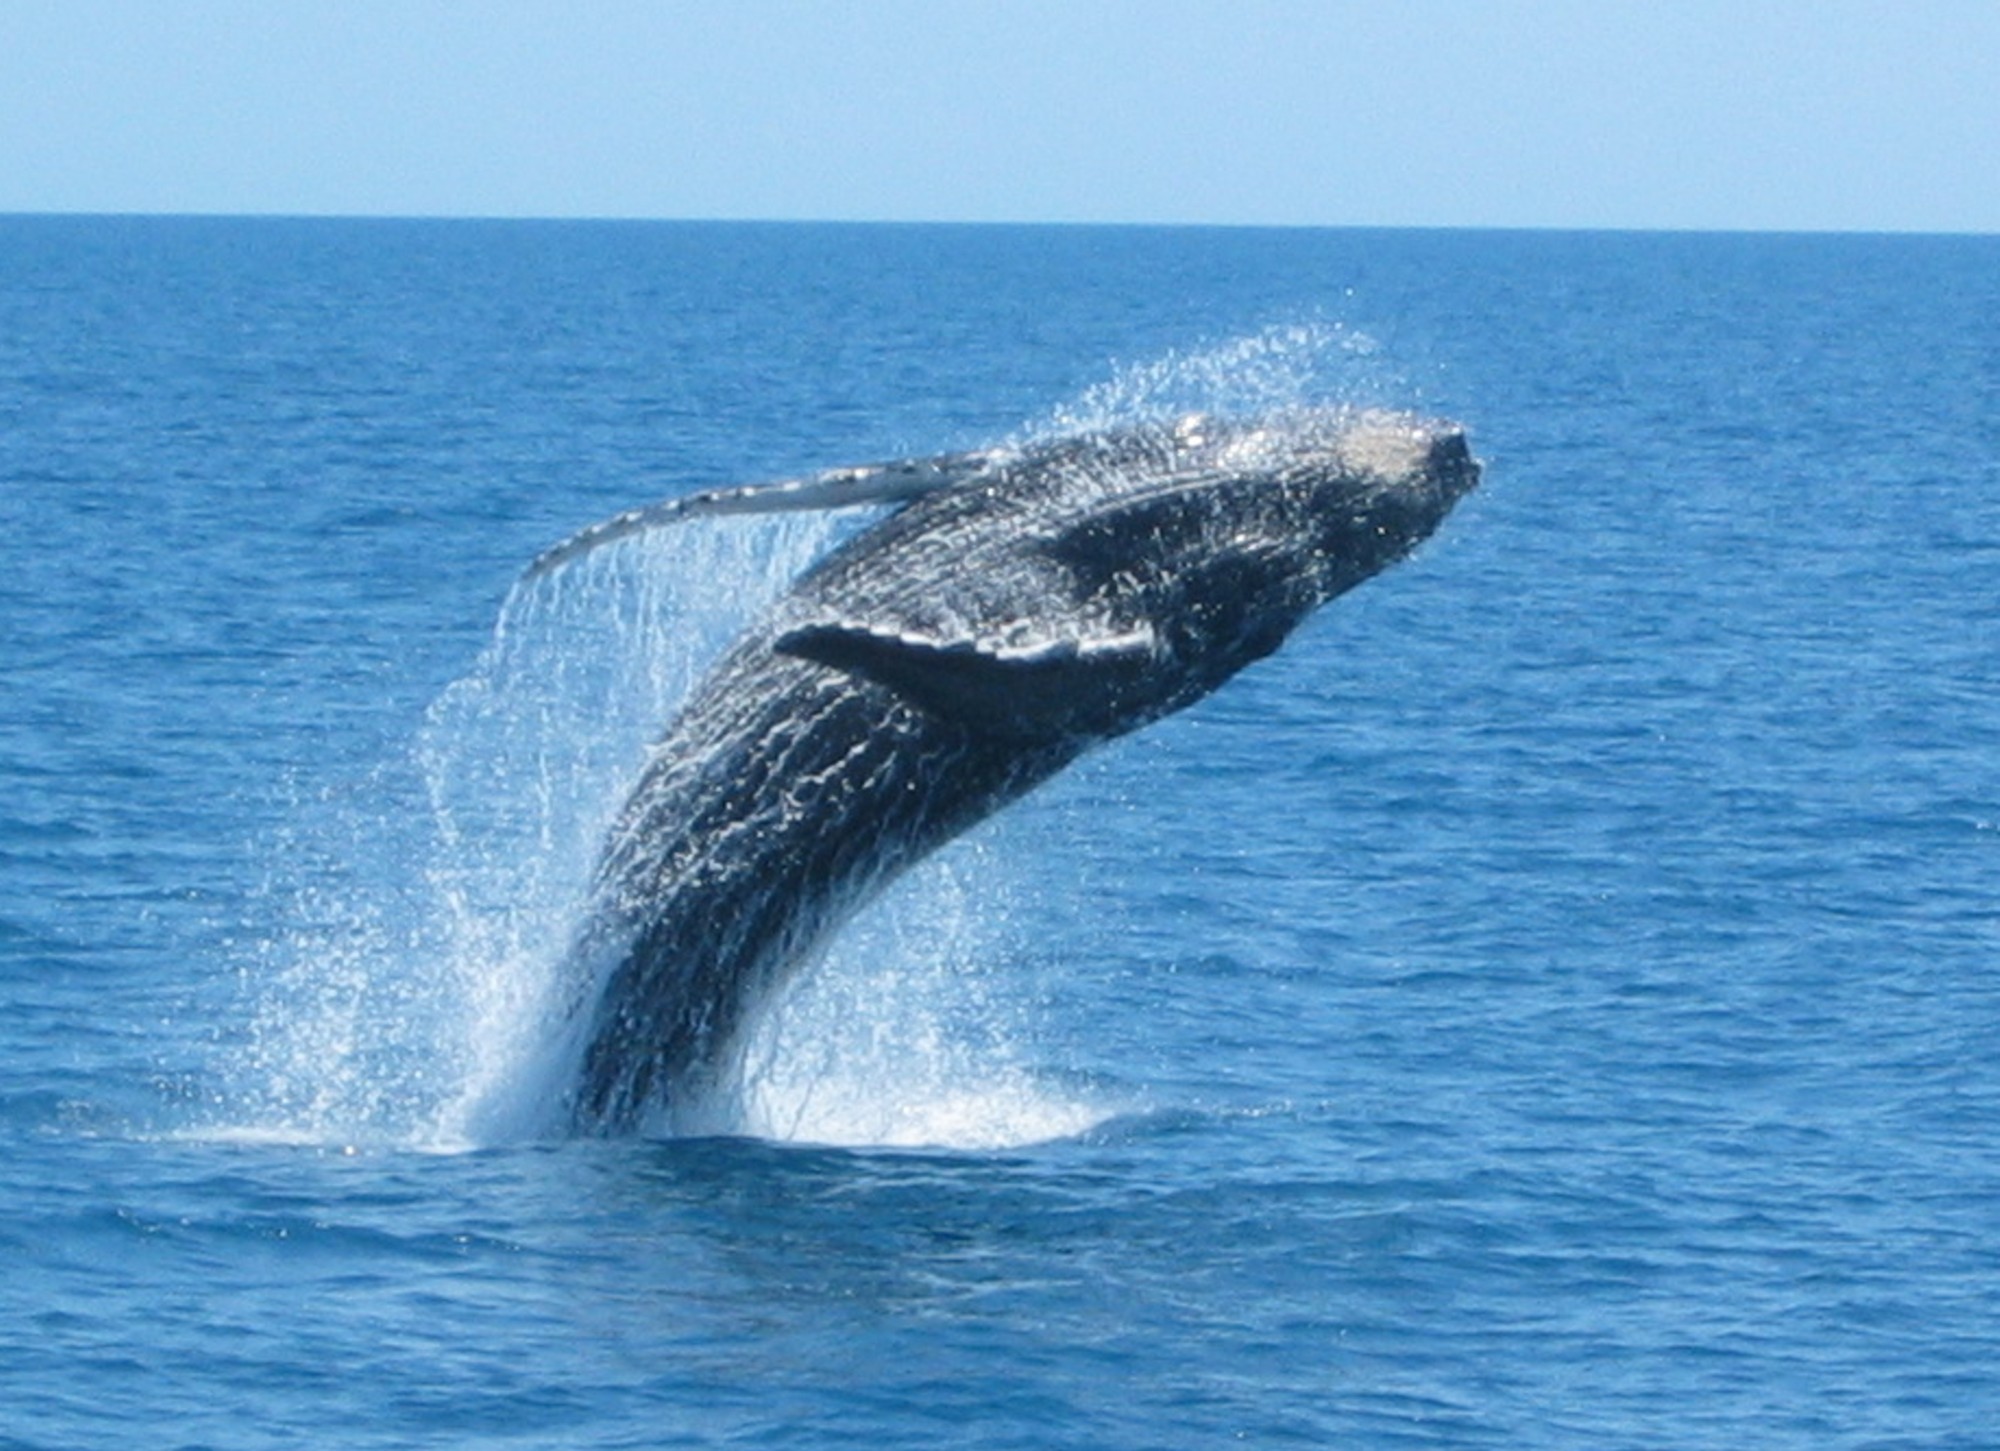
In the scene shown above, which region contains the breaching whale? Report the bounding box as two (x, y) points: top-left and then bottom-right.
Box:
(533, 409), (1479, 1129)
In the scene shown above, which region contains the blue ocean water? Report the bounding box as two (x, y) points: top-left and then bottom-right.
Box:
(2, 216), (1997, 1448)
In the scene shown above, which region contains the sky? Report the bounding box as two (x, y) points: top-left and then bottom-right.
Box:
(3, 0), (1996, 233)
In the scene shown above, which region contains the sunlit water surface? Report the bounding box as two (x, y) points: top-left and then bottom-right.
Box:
(3, 219), (1996, 1449)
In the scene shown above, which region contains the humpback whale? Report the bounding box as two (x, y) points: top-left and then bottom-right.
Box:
(535, 409), (1479, 1129)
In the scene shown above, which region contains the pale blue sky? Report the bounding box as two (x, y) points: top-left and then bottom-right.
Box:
(4, 0), (1996, 232)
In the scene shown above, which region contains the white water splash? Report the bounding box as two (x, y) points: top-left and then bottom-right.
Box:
(230, 512), (840, 1148)
(669, 836), (1107, 1151)
(228, 507), (1107, 1152)
(420, 511), (858, 1146)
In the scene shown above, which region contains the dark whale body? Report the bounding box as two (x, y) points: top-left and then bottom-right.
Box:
(543, 409), (1479, 1129)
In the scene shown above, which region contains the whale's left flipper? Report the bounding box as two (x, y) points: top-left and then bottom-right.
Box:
(523, 446), (1016, 581)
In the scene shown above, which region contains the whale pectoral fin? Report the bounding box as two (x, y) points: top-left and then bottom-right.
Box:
(523, 447), (1015, 581)
(521, 498), (702, 580)
(775, 621), (1157, 737)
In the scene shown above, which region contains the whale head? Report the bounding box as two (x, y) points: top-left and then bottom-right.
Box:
(1148, 408), (1479, 599)
(1294, 410), (1479, 599)
(1011, 409), (1480, 724)
(775, 409), (1478, 745)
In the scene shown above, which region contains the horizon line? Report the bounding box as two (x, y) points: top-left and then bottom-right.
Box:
(4, 208), (1995, 242)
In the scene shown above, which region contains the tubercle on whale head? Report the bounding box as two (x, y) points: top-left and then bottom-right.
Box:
(1320, 410), (1479, 507)
(1162, 408), (1476, 516)
(1289, 412), (1480, 583)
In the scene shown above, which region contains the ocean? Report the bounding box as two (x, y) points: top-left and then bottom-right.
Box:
(1, 216), (1995, 1448)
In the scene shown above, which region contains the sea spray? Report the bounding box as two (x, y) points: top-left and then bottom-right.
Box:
(418, 513), (847, 1144)
(228, 507), (1101, 1150)
(1031, 321), (1395, 438)
(677, 832), (1105, 1149)
(231, 512), (838, 1146)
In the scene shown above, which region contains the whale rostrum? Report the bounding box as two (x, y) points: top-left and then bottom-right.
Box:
(539, 409), (1480, 1128)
